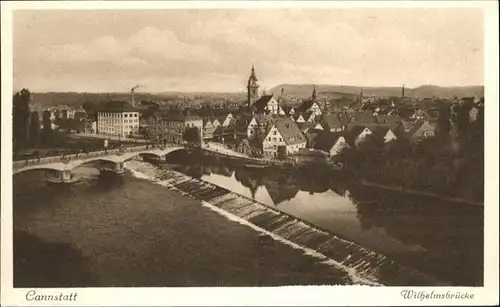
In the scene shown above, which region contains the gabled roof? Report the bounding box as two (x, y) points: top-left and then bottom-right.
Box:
(297, 99), (316, 114)
(252, 95), (275, 113)
(225, 117), (237, 128)
(203, 118), (214, 127)
(312, 130), (345, 152)
(293, 112), (306, 121)
(281, 105), (296, 115)
(273, 118), (306, 146)
(347, 125), (371, 143)
(409, 120), (437, 138)
(371, 126), (393, 141)
(303, 111), (315, 121)
(298, 122), (322, 132)
(234, 114), (255, 133)
(321, 113), (343, 129)
(305, 128), (322, 144)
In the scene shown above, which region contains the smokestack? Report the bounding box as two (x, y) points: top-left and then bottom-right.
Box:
(402, 84), (405, 98)
(131, 85), (140, 107)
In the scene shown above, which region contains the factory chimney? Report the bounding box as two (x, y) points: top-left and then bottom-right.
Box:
(131, 85), (140, 107)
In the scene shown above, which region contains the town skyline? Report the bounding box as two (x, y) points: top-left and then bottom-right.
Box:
(14, 9), (483, 93)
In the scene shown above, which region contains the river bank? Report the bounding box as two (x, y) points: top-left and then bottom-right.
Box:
(354, 180), (483, 207)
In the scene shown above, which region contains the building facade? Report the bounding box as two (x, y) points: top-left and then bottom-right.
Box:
(262, 118), (307, 158)
(203, 119), (215, 140)
(97, 101), (139, 137)
(147, 111), (203, 144)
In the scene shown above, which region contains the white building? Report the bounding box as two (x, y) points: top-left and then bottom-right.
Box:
(97, 101), (140, 137)
(262, 118), (307, 158)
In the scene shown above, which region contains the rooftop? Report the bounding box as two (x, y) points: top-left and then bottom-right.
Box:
(98, 101), (137, 113)
(273, 118), (306, 146)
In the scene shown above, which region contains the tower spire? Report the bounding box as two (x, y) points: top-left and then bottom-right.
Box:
(312, 85), (317, 101)
(247, 64), (260, 107)
(402, 84), (405, 98)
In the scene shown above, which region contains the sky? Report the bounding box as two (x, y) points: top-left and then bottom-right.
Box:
(13, 9), (484, 93)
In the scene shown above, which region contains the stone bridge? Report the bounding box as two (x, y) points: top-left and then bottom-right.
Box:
(13, 144), (184, 182)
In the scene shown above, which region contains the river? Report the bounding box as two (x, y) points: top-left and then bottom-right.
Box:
(13, 151), (483, 287)
(164, 150), (483, 286)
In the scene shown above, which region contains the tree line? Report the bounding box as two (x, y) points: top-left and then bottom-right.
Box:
(13, 89), (82, 152)
(337, 100), (484, 202)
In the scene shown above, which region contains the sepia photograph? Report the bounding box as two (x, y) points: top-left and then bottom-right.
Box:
(1, 1), (498, 306)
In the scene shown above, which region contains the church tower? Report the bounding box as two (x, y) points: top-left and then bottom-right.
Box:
(311, 85), (317, 101)
(247, 65), (261, 107)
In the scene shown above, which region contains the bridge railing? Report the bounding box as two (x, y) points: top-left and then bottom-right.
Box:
(12, 143), (181, 171)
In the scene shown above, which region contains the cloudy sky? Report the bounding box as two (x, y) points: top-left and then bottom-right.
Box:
(13, 9), (483, 93)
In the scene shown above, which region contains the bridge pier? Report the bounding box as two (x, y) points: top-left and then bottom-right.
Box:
(98, 160), (126, 174)
(114, 162), (125, 174)
(45, 169), (76, 184)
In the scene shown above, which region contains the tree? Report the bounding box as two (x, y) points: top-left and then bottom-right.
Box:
(42, 110), (54, 146)
(456, 103), (471, 138)
(183, 126), (200, 144)
(29, 111), (41, 148)
(13, 89), (31, 150)
(437, 101), (451, 139)
(82, 100), (98, 116)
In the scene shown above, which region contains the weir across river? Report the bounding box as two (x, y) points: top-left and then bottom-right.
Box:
(147, 166), (449, 286)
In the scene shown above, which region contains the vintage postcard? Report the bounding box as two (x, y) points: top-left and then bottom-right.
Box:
(1, 1), (498, 306)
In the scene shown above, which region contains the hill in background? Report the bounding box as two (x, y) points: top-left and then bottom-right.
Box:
(25, 83), (484, 109)
(269, 84), (484, 99)
(28, 92), (247, 109)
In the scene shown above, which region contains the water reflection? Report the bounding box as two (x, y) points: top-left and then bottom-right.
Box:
(166, 151), (483, 286)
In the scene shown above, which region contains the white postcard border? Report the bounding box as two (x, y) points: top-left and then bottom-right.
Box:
(1, 1), (498, 306)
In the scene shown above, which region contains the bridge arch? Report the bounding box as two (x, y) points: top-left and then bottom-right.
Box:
(68, 157), (126, 170)
(120, 147), (186, 163)
(13, 165), (66, 175)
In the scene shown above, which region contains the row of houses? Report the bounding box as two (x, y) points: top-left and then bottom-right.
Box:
(308, 120), (438, 158)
